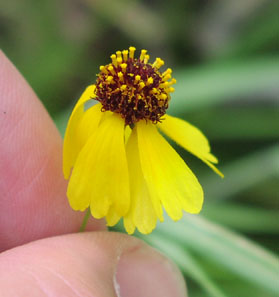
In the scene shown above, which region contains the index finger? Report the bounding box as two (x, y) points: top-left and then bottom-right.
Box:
(0, 51), (105, 251)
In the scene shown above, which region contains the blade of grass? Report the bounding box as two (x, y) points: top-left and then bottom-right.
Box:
(158, 215), (279, 294)
(203, 203), (279, 233)
(168, 57), (279, 114)
(144, 233), (228, 297)
(202, 145), (279, 201)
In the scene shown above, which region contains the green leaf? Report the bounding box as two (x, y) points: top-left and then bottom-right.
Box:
(145, 233), (228, 297)
(158, 215), (279, 294)
(168, 57), (279, 114)
(203, 203), (279, 233)
(202, 145), (279, 201)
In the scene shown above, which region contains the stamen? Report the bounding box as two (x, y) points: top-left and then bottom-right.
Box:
(168, 78), (176, 86)
(99, 65), (108, 74)
(144, 54), (150, 64)
(108, 65), (116, 75)
(129, 46), (136, 59)
(138, 82), (145, 90)
(120, 63), (127, 73)
(118, 72), (124, 82)
(162, 74), (172, 82)
(122, 50), (128, 62)
(110, 54), (117, 67)
(146, 77), (153, 85)
(106, 76), (115, 84)
(140, 49), (147, 62)
(116, 51), (122, 60)
(153, 58), (164, 69)
(135, 75), (141, 83)
(95, 47), (175, 125)
(162, 68), (172, 77)
(167, 87), (175, 93)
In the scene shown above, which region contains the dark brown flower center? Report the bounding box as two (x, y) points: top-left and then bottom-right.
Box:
(94, 47), (176, 125)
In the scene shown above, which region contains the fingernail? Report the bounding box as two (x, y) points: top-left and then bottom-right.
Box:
(115, 243), (187, 297)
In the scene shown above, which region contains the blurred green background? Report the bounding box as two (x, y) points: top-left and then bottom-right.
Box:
(1, 0), (278, 296)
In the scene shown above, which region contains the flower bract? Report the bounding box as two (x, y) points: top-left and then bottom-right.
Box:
(63, 47), (223, 234)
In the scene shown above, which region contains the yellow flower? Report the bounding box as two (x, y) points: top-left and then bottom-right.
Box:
(63, 47), (223, 234)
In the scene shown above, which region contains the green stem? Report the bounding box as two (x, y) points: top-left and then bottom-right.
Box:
(79, 208), (91, 232)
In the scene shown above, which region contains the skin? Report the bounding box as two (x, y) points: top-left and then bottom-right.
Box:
(0, 51), (187, 297)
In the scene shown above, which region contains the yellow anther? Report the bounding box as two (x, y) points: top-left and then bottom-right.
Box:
(99, 65), (108, 74)
(167, 87), (175, 93)
(163, 74), (172, 81)
(163, 68), (172, 77)
(120, 85), (127, 91)
(140, 49), (147, 61)
(135, 75), (141, 82)
(138, 82), (145, 90)
(122, 50), (128, 61)
(110, 54), (117, 67)
(159, 82), (168, 88)
(118, 72), (124, 82)
(144, 55), (150, 64)
(106, 76), (115, 84)
(117, 57), (123, 65)
(129, 46), (136, 59)
(137, 95), (142, 100)
(146, 77), (154, 85)
(150, 87), (158, 94)
(153, 58), (164, 69)
(108, 65), (116, 75)
(168, 78), (176, 86)
(116, 51), (122, 59)
(120, 63), (127, 72)
(159, 93), (167, 100)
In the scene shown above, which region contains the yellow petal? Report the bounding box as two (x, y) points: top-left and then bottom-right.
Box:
(158, 114), (224, 178)
(106, 206), (121, 227)
(137, 121), (204, 220)
(124, 128), (157, 234)
(63, 85), (97, 179)
(76, 103), (102, 149)
(124, 125), (132, 143)
(67, 113), (130, 217)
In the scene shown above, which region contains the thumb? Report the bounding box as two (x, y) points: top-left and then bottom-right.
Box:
(0, 232), (187, 297)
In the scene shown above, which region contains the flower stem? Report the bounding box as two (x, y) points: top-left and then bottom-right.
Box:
(79, 208), (90, 232)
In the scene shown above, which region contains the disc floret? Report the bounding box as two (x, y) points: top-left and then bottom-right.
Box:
(95, 47), (176, 125)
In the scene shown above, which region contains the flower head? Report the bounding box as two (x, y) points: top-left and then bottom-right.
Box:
(63, 47), (223, 234)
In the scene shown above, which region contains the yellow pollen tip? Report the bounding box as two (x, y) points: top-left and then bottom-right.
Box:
(110, 54), (117, 67)
(99, 65), (108, 74)
(108, 65), (116, 75)
(147, 77), (153, 85)
(168, 87), (175, 93)
(116, 51), (122, 59)
(140, 49), (147, 61)
(159, 93), (167, 100)
(117, 57), (123, 64)
(118, 72), (124, 81)
(163, 68), (172, 76)
(135, 75), (141, 82)
(153, 58), (164, 69)
(106, 76), (115, 83)
(144, 54), (150, 64)
(163, 74), (172, 81)
(122, 50), (128, 61)
(120, 85), (127, 91)
(120, 63), (127, 72)
(138, 82), (145, 90)
(129, 46), (136, 59)
(169, 78), (177, 86)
